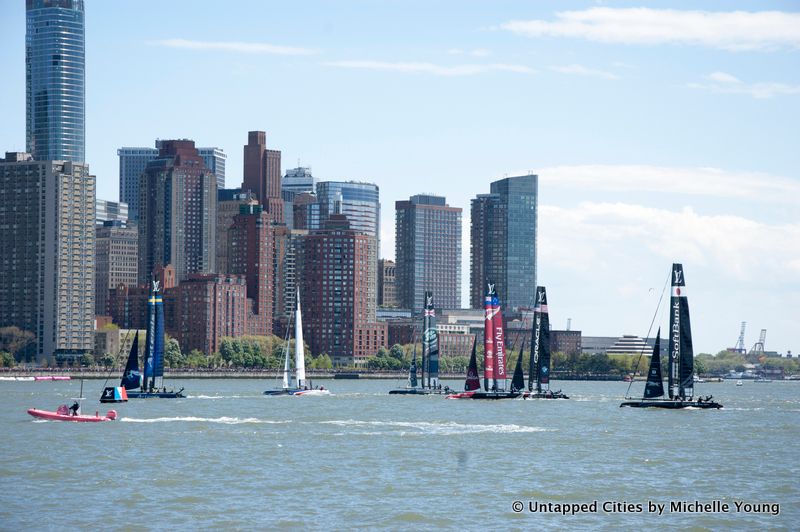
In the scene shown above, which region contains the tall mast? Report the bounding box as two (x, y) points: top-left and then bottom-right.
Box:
(668, 263), (694, 399)
(423, 291), (439, 389)
(483, 282), (496, 391)
(142, 279), (158, 392)
(421, 301), (429, 388)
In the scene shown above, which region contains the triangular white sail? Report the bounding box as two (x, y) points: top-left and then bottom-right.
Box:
(295, 289), (306, 388)
(281, 338), (291, 390)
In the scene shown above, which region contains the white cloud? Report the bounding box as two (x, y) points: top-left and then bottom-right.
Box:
(534, 164), (800, 204)
(149, 38), (316, 55)
(688, 73), (800, 99)
(550, 64), (619, 80)
(447, 48), (491, 57)
(502, 8), (800, 51)
(324, 60), (535, 76)
(540, 202), (800, 283)
(707, 71), (740, 84)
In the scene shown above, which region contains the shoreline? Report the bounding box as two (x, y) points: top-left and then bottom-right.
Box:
(0, 369), (743, 381)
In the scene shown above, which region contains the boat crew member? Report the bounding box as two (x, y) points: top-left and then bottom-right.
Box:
(69, 402), (80, 416)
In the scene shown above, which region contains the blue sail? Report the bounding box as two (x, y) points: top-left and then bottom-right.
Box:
(153, 291), (165, 379)
(142, 283), (157, 388)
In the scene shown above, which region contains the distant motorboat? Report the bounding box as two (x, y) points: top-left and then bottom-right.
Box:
(736, 380), (743, 386)
(28, 406), (117, 422)
(753, 376), (772, 383)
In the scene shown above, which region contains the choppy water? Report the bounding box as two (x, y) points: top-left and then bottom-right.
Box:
(2, 378), (798, 530)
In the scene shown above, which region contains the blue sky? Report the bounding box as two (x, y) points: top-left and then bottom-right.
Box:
(1, 1), (798, 354)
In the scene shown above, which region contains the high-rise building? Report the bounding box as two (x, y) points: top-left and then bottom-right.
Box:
(215, 189), (257, 275)
(300, 215), (386, 365)
(197, 147), (226, 190)
(242, 131), (283, 223)
(282, 166), (316, 196)
(314, 181), (380, 237)
(119, 144), (224, 222)
(138, 140), (217, 284)
(272, 225), (307, 334)
(175, 274), (247, 355)
(314, 181), (381, 318)
(228, 204), (273, 336)
(0, 153), (95, 364)
(378, 259), (398, 308)
(470, 174), (538, 311)
(395, 194), (462, 310)
(118, 147), (158, 221)
(95, 221), (137, 316)
(26, 0), (85, 162)
(291, 192), (317, 231)
(95, 199), (128, 225)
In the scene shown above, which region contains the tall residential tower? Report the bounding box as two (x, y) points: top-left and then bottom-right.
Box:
(26, 0), (85, 162)
(395, 194), (462, 310)
(0, 153), (95, 364)
(138, 140), (217, 283)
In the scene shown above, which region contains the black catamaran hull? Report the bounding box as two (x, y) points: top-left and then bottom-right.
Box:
(447, 391), (522, 400)
(620, 399), (721, 409)
(388, 388), (450, 395)
(127, 389), (185, 399)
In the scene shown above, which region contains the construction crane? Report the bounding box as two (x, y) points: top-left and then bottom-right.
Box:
(734, 321), (746, 353)
(749, 329), (767, 356)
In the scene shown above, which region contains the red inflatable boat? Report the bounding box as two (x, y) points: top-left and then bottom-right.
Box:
(27, 405), (117, 422)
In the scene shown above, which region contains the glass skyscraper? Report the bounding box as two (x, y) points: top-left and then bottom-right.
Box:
(470, 174), (538, 311)
(313, 181), (381, 319)
(26, 0), (86, 162)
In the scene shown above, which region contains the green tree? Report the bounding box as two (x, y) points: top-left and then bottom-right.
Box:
(0, 326), (37, 363)
(99, 352), (116, 368)
(81, 353), (95, 367)
(164, 338), (184, 368)
(0, 351), (15, 368)
(389, 344), (405, 360)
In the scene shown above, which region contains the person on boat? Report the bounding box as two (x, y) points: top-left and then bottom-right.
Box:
(69, 401), (80, 416)
(319, 385), (325, 391)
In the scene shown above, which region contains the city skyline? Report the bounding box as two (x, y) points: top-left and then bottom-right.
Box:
(1, 1), (798, 354)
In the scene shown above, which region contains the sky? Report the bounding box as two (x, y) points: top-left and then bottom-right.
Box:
(1, 1), (798, 355)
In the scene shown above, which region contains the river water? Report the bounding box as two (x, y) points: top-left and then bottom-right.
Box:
(2, 378), (797, 530)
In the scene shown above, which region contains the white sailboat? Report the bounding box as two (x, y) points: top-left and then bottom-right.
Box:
(264, 289), (330, 396)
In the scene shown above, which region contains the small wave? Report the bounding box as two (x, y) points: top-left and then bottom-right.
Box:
(187, 395), (245, 399)
(319, 419), (553, 434)
(121, 416), (290, 425)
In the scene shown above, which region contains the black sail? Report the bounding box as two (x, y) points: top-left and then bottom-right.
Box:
(668, 263), (694, 399)
(530, 286), (551, 393)
(643, 328), (665, 399)
(511, 340), (525, 392)
(423, 291), (439, 386)
(464, 336), (481, 391)
(120, 333), (141, 391)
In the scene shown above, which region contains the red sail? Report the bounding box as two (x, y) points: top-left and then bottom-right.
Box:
(492, 292), (507, 389)
(483, 288), (495, 392)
